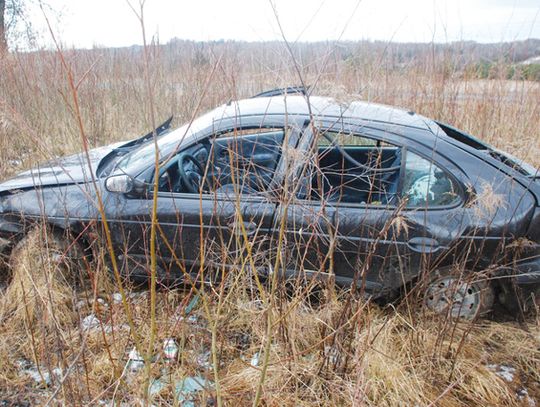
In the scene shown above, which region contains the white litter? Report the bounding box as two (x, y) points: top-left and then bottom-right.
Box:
(187, 315), (199, 324)
(76, 297), (108, 311)
(196, 350), (212, 370)
(149, 374), (213, 406)
(81, 314), (101, 331)
(17, 359), (62, 387)
(517, 388), (537, 407)
(250, 352), (260, 367)
(163, 338), (179, 361)
(127, 347), (145, 372)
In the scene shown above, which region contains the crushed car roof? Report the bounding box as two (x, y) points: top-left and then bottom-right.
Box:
(215, 95), (433, 131)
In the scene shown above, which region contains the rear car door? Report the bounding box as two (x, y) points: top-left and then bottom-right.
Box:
(279, 124), (407, 293)
(331, 146), (465, 297)
(277, 122), (464, 297)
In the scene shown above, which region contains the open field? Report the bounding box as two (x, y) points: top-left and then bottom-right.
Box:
(0, 41), (539, 406)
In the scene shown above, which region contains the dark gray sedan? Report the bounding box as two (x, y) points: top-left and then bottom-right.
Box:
(1, 88), (539, 318)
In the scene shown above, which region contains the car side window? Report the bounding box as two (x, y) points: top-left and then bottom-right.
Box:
(208, 127), (286, 194)
(156, 127), (287, 195)
(318, 131), (380, 147)
(156, 144), (209, 193)
(402, 152), (461, 207)
(300, 130), (403, 205)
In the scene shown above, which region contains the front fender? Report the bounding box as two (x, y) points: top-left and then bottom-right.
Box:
(0, 183), (102, 253)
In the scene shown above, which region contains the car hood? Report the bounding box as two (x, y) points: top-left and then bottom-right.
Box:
(0, 117), (175, 195)
(0, 141), (126, 193)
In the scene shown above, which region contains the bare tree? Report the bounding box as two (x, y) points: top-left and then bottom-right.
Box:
(1, 0), (38, 53)
(0, 0), (6, 53)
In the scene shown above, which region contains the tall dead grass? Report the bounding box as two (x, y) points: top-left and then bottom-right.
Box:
(0, 39), (539, 406)
(0, 42), (538, 173)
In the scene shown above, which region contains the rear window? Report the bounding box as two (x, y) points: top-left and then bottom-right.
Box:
(436, 122), (538, 178)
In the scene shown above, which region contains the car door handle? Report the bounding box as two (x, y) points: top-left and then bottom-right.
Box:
(251, 153), (274, 163)
(228, 220), (257, 236)
(407, 237), (440, 253)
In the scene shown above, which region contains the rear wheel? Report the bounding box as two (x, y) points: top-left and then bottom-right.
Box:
(424, 275), (495, 319)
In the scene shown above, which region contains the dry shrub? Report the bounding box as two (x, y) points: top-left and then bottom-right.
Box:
(467, 182), (507, 222)
(0, 249), (538, 405)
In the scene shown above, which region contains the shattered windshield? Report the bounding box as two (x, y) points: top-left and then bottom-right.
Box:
(114, 110), (217, 174)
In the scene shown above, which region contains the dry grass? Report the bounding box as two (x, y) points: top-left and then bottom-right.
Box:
(0, 41), (539, 405)
(0, 275), (538, 405)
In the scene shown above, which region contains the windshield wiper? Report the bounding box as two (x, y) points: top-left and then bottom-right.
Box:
(100, 116), (174, 177)
(118, 116), (174, 150)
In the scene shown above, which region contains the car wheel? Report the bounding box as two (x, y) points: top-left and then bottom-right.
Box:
(19, 226), (86, 282)
(424, 275), (495, 319)
(1, 225), (88, 323)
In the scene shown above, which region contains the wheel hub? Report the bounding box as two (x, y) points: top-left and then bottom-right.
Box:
(425, 276), (482, 319)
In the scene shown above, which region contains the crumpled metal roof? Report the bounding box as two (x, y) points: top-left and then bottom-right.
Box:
(215, 95), (432, 130)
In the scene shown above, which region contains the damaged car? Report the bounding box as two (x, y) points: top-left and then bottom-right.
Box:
(0, 87), (539, 319)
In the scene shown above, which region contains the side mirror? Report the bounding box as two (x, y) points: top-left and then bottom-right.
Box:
(105, 174), (134, 194)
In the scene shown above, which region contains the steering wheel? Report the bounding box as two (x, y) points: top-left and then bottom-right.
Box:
(321, 132), (401, 174)
(177, 153), (208, 193)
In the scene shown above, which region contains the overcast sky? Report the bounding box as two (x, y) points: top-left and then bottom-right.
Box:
(31, 0), (540, 48)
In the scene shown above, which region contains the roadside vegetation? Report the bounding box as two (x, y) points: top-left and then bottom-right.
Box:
(0, 36), (539, 406)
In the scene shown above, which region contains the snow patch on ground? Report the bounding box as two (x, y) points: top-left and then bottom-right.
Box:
(487, 364), (516, 382)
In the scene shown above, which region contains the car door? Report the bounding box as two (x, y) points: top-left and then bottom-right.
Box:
(105, 116), (305, 283)
(155, 119), (308, 281)
(151, 191), (277, 282)
(330, 147), (465, 297)
(277, 123), (407, 293)
(276, 122), (464, 297)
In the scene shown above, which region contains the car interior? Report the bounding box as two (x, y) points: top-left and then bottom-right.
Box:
(155, 127), (458, 207)
(298, 131), (403, 205)
(156, 128), (285, 194)
(302, 131), (460, 207)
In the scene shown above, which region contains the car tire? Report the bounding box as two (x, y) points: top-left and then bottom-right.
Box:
(423, 271), (495, 319)
(3, 224), (88, 298)
(0, 224), (92, 325)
